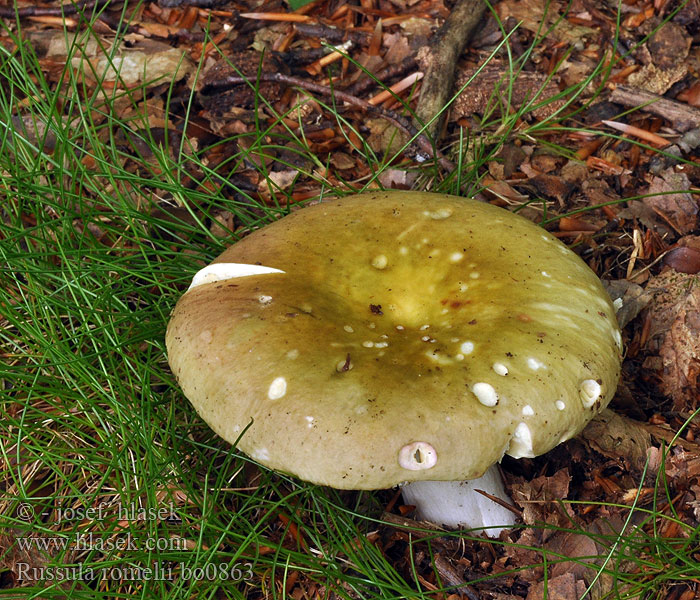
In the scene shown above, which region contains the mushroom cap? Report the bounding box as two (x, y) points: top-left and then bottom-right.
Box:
(166, 191), (622, 489)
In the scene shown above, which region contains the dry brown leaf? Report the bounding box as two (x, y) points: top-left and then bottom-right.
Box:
(643, 169), (698, 235)
(647, 21), (691, 71)
(579, 409), (653, 474)
(643, 269), (700, 409)
(510, 468), (571, 528)
(526, 573), (587, 600)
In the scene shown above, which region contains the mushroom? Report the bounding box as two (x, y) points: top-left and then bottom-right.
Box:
(166, 191), (622, 537)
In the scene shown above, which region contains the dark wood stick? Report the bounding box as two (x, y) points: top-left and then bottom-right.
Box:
(609, 85), (700, 133)
(414, 0), (488, 141)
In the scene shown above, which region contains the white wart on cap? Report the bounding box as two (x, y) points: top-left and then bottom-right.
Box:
(166, 191), (622, 490)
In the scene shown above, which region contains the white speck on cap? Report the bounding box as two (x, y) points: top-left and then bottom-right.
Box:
(460, 341), (475, 355)
(469, 272), (480, 279)
(396, 325), (405, 330)
(399, 246), (409, 255)
(362, 341), (374, 348)
(371, 254), (388, 269)
(267, 377), (287, 400)
(305, 416), (314, 428)
(541, 271), (551, 277)
(425, 350), (453, 365)
(344, 325), (354, 333)
(527, 357), (545, 370)
(613, 297), (623, 311)
(458, 283), (468, 292)
(522, 405), (534, 416)
(286, 349), (299, 359)
(188, 262), (285, 290)
(420, 324), (430, 330)
(472, 382), (498, 407)
(398, 441), (438, 470)
(579, 379), (601, 408)
(423, 208), (452, 220)
(508, 422), (534, 458)
(375, 342), (389, 348)
(556, 400), (566, 410)
(259, 295), (273, 305)
(251, 447), (270, 461)
(449, 252), (464, 263)
(493, 362), (508, 376)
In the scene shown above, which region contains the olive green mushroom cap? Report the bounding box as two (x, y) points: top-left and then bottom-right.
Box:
(166, 191), (622, 489)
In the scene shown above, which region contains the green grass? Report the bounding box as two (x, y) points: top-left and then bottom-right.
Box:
(1, 2), (699, 599)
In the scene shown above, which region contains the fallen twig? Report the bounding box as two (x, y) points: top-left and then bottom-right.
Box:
(609, 85), (700, 133)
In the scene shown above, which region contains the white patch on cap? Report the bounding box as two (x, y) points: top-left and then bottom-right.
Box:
(423, 208), (452, 220)
(362, 341), (374, 348)
(458, 283), (468, 292)
(399, 246), (409, 255)
(454, 353), (465, 361)
(251, 447), (270, 461)
(541, 271), (551, 277)
(449, 252), (464, 263)
(420, 324), (430, 330)
(371, 254), (388, 269)
(613, 329), (622, 350)
(472, 382), (498, 407)
(522, 405), (534, 416)
(343, 325), (354, 333)
(199, 330), (212, 343)
(508, 422), (534, 458)
(267, 377), (287, 400)
(555, 400), (566, 410)
(258, 295), (273, 305)
(493, 363), (508, 376)
(305, 416), (315, 428)
(460, 341), (475, 355)
(580, 379), (601, 408)
(425, 350), (452, 365)
(396, 325), (405, 331)
(469, 272), (480, 279)
(398, 442), (438, 470)
(374, 342), (388, 348)
(527, 357), (545, 370)
(286, 349), (299, 359)
(613, 297), (623, 311)
(188, 263), (285, 290)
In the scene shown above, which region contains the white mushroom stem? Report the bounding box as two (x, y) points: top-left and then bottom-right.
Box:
(400, 464), (516, 538)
